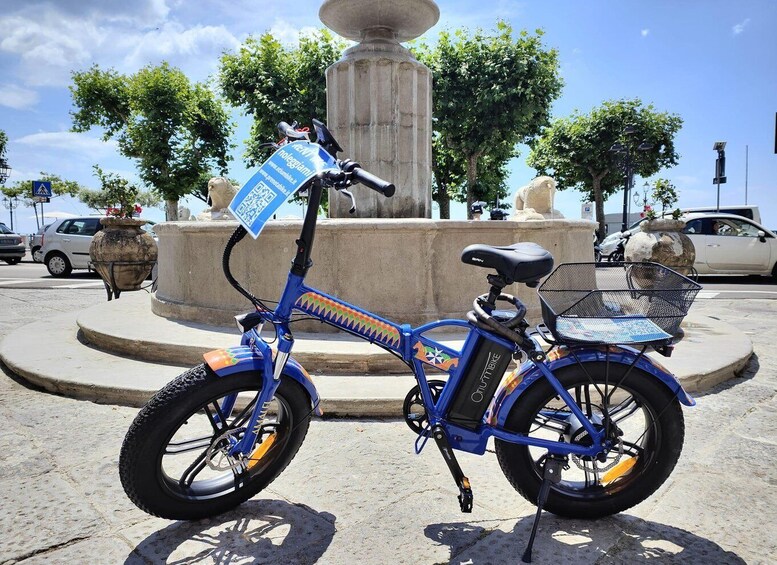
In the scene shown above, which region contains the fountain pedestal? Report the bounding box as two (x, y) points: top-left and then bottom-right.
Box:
(320, 0), (439, 218)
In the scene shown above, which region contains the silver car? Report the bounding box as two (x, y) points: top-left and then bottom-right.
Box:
(0, 222), (25, 265)
(40, 216), (105, 277)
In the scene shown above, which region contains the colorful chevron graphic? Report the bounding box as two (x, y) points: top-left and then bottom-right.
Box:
(413, 341), (459, 371)
(295, 292), (401, 349)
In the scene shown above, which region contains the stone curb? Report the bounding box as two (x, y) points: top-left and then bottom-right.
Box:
(0, 298), (753, 415)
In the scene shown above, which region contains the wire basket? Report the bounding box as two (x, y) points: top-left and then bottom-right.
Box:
(538, 262), (702, 345)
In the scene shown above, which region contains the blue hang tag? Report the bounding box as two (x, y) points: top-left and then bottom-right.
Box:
(229, 141), (338, 239)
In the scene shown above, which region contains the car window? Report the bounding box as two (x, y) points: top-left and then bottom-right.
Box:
(56, 218), (102, 236)
(0, 223), (12, 234)
(682, 219), (703, 234)
(711, 218), (759, 237)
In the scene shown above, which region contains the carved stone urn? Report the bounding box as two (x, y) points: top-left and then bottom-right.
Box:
(624, 218), (695, 275)
(89, 217), (158, 299)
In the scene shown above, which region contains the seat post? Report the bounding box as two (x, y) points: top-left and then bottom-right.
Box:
(485, 274), (510, 307)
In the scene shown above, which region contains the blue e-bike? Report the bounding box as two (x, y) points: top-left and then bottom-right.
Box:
(120, 120), (699, 561)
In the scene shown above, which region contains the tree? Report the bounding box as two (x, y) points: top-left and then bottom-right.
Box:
(219, 30), (345, 212)
(528, 98), (683, 240)
(78, 166), (159, 217)
(220, 30), (345, 164)
(2, 173), (86, 228)
(414, 22), (563, 218)
(70, 62), (234, 220)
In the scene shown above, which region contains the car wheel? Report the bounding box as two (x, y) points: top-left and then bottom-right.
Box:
(46, 252), (72, 278)
(772, 263), (777, 281)
(32, 246), (43, 263)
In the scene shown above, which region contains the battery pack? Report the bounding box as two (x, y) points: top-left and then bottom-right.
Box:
(447, 337), (513, 429)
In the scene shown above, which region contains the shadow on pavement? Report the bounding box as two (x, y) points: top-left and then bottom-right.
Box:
(125, 499), (336, 564)
(425, 513), (744, 564)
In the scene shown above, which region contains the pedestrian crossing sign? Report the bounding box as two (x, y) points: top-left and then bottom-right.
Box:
(32, 181), (52, 198)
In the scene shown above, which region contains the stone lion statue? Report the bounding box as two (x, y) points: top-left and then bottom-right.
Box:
(196, 177), (237, 221)
(177, 206), (194, 221)
(512, 175), (564, 221)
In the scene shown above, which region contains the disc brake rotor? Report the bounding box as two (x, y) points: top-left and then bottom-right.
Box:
(205, 428), (247, 471)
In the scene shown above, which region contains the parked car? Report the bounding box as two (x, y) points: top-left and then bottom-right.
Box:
(0, 222), (25, 265)
(682, 213), (777, 277)
(40, 216), (106, 277)
(29, 223), (53, 263)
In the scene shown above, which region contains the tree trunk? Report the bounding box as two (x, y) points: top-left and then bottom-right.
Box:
(165, 198), (179, 221)
(437, 189), (451, 219)
(465, 152), (481, 219)
(593, 178), (606, 241)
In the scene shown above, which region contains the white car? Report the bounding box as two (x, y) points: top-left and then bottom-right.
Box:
(40, 216), (105, 277)
(682, 213), (777, 277)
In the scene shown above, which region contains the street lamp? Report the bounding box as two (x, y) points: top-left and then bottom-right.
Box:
(2, 195), (20, 231)
(610, 127), (653, 232)
(0, 158), (11, 185)
(713, 141), (726, 212)
(633, 181), (652, 217)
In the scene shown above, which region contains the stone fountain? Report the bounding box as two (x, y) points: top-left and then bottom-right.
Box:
(320, 0), (439, 218)
(151, 0), (595, 330)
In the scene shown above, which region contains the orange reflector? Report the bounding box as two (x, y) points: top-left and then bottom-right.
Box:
(602, 456), (638, 484)
(246, 433), (277, 470)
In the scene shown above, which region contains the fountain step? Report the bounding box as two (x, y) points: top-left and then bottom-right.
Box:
(76, 293), (468, 374)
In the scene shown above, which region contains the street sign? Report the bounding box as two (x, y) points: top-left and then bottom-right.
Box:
(229, 141), (338, 239)
(713, 176), (727, 184)
(33, 196), (50, 203)
(32, 181), (53, 198)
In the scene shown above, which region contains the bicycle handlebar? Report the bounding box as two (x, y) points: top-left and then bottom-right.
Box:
(350, 167), (395, 197)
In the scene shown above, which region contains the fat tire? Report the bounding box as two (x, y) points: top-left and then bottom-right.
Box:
(119, 364), (311, 520)
(495, 362), (684, 519)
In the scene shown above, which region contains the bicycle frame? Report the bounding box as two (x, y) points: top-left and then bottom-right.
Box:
(204, 176), (692, 465)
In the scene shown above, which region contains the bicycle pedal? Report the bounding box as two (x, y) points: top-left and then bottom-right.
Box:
(458, 477), (473, 513)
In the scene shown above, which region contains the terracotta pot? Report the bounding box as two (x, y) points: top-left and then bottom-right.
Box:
(624, 218), (695, 275)
(89, 217), (158, 294)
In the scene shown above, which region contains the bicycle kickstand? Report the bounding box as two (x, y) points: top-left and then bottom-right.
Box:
(522, 454), (565, 563)
(431, 425), (473, 513)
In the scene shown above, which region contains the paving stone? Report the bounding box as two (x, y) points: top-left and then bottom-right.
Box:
(0, 472), (104, 563)
(17, 535), (135, 565)
(121, 498), (336, 565)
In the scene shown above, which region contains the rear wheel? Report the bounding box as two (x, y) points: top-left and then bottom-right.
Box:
(32, 246), (43, 263)
(495, 362), (684, 519)
(119, 364), (312, 520)
(46, 252), (72, 277)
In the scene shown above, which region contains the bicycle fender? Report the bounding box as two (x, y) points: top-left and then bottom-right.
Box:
(489, 345), (695, 428)
(203, 346), (323, 416)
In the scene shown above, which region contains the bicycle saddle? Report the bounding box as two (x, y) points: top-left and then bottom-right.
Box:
(461, 242), (554, 284)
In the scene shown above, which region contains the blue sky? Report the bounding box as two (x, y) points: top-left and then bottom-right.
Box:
(1, 0), (776, 235)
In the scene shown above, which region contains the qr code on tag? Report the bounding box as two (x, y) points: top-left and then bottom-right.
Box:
(235, 183), (276, 225)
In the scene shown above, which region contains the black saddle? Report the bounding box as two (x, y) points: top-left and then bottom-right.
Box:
(461, 242), (554, 284)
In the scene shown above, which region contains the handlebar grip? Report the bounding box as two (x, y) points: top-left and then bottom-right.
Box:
(351, 167), (395, 197)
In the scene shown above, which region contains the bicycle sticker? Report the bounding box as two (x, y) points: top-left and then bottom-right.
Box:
(229, 141), (338, 238)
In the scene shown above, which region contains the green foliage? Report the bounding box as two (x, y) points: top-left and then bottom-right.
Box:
(528, 98), (683, 238)
(220, 30), (345, 165)
(414, 22), (563, 217)
(70, 62), (234, 219)
(646, 178), (681, 220)
(2, 172), (85, 204)
(78, 166), (159, 217)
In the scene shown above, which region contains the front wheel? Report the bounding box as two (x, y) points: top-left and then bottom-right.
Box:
(119, 364), (312, 520)
(495, 362), (684, 519)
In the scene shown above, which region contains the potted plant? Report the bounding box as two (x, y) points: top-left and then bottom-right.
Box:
(86, 167), (158, 299)
(624, 179), (695, 275)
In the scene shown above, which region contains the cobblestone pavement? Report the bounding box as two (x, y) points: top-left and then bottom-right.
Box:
(0, 289), (775, 564)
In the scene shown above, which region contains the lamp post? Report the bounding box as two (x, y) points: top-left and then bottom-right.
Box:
(610, 126), (653, 232)
(2, 195), (20, 232)
(713, 141), (726, 212)
(0, 157), (10, 185)
(633, 181), (651, 218)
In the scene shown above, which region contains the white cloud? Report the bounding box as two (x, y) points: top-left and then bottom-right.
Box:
(122, 22), (241, 70)
(15, 132), (118, 156)
(732, 18), (750, 35)
(641, 29), (650, 37)
(0, 84), (39, 110)
(269, 19), (320, 45)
